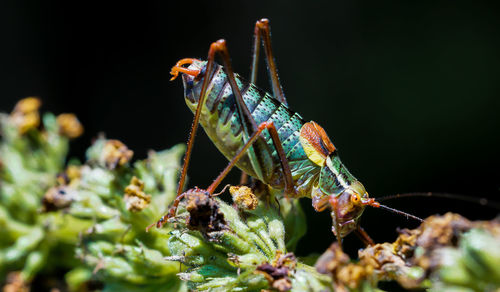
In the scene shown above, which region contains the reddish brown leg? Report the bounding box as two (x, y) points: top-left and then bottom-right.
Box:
(250, 18), (287, 105)
(148, 121), (294, 231)
(242, 18), (286, 185)
(209, 39), (257, 187)
(354, 225), (375, 246)
(213, 40), (258, 134)
(207, 121), (294, 196)
(146, 192), (186, 231)
(212, 37), (294, 194)
(265, 121), (295, 196)
(162, 40), (258, 228)
(171, 46), (219, 214)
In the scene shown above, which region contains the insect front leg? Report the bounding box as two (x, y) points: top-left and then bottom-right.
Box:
(311, 195), (345, 249)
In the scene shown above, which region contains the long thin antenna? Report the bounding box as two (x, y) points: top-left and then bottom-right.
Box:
(377, 192), (500, 210)
(377, 204), (424, 223)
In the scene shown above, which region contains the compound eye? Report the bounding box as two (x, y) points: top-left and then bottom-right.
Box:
(351, 193), (360, 203)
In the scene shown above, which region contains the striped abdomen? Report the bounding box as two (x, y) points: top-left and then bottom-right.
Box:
(182, 61), (320, 196)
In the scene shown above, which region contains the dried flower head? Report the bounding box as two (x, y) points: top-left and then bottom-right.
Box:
(100, 140), (133, 170)
(3, 272), (30, 292)
(41, 185), (76, 212)
(10, 97), (42, 134)
(124, 176), (151, 212)
(185, 188), (227, 235)
(255, 251), (297, 292)
(229, 185), (259, 210)
(56, 113), (84, 138)
(358, 213), (500, 289)
(12, 97), (41, 114)
(56, 165), (82, 187)
(316, 243), (374, 290)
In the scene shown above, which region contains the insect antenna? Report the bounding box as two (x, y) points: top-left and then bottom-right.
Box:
(361, 198), (423, 222)
(376, 192), (500, 210)
(376, 204), (424, 223)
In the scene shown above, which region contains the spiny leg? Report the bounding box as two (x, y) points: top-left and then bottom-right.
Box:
(157, 41), (239, 227)
(203, 40), (254, 186)
(156, 40), (257, 226)
(150, 121), (294, 230)
(264, 121), (295, 196)
(207, 121), (294, 196)
(151, 123), (270, 230)
(312, 196), (330, 212)
(146, 192), (186, 231)
(213, 39), (258, 135)
(214, 39), (295, 194)
(241, 18), (284, 184)
(241, 18), (286, 184)
(205, 41), (262, 197)
(239, 172), (249, 185)
(312, 195), (347, 249)
(250, 18), (287, 105)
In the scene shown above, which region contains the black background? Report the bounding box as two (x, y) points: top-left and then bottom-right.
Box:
(1, 1), (499, 258)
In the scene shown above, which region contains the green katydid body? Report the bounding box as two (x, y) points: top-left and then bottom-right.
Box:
(181, 60), (373, 237)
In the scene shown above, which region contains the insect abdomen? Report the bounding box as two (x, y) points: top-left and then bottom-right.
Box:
(183, 63), (314, 187)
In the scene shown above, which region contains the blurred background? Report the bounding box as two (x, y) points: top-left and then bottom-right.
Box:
(1, 1), (499, 256)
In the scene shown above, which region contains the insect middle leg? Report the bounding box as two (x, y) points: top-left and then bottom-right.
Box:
(313, 195), (375, 249)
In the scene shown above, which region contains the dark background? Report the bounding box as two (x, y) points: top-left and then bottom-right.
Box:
(1, 1), (499, 258)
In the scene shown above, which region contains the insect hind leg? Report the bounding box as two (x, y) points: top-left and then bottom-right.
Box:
(250, 18), (287, 105)
(208, 38), (292, 193)
(207, 121), (295, 197)
(148, 121), (295, 231)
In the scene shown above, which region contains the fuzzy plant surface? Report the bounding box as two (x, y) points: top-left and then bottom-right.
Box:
(71, 137), (187, 292)
(1, 98), (500, 292)
(0, 97), (89, 287)
(0, 98), (186, 291)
